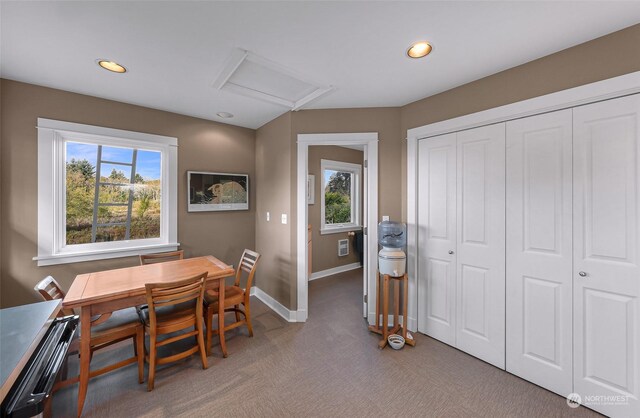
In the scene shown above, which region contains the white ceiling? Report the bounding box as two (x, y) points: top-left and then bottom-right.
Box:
(1, 1), (639, 129)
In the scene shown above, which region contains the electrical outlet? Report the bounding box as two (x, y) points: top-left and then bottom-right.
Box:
(382, 215), (390, 221)
(266, 212), (270, 222)
(281, 214), (287, 224)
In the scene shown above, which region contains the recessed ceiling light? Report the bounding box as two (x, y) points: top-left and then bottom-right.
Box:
(97, 59), (127, 73)
(407, 41), (433, 59)
(216, 112), (234, 119)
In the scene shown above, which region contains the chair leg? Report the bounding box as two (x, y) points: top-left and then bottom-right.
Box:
(205, 306), (213, 356)
(218, 308), (227, 358)
(147, 333), (156, 391)
(136, 329), (144, 384)
(244, 300), (254, 338)
(196, 320), (208, 370)
(234, 305), (241, 323)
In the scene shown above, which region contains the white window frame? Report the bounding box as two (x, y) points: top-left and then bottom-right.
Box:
(34, 118), (179, 266)
(320, 159), (361, 234)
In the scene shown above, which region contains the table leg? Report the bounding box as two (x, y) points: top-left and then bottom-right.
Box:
(77, 307), (91, 417)
(218, 281), (227, 358)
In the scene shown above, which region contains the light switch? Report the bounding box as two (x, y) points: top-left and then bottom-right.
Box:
(281, 214), (287, 224)
(382, 216), (390, 221)
(266, 212), (270, 222)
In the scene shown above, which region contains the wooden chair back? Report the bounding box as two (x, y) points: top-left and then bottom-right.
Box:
(234, 249), (261, 289)
(139, 250), (184, 265)
(34, 276), (75, 317)
(144, 272), (207, 327)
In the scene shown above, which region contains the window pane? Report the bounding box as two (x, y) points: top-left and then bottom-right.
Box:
(98, 184), (131, 204)
(324, 170), (352, 225)
(101, 146), (133, 164)
(94, 225), (127, 242)
(65, 142), (162, 245)
(66, 142), (98, 245)
(131, 150), (162, 239)
(100, 163), (131, 183)
(96, 205), (128, 225)
(131, 183), (161, 240)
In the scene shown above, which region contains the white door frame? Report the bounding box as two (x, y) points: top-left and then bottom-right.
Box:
(407, 70), (640, 331)
(296, 133), (378, 323)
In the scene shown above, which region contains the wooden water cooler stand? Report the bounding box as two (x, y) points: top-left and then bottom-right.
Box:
(368, 271), (416, 349)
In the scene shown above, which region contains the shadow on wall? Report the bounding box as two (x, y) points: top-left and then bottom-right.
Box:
(254, 254), (291, 307)
(1, 229), (42, 307)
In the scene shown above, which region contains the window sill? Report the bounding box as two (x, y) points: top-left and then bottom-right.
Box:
(33, 243), (180, 266)
(320, 226), (362, 235)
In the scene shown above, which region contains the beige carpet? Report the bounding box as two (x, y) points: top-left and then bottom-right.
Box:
(53, 268), (600, 417)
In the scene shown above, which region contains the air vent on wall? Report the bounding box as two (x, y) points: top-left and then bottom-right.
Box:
(338, 239), (349, 257)
(212, 49), (333, 110)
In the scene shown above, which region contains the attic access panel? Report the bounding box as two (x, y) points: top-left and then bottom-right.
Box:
(213, 49), (332, 110)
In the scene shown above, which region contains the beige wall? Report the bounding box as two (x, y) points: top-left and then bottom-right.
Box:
(254, 108), (401, 310)
(400, 23), (640, 220)
(0, 79), (256, 308)
(308, 145), (363, 273)
(254, 112), (294, 308)
(2, 24), (639, 312)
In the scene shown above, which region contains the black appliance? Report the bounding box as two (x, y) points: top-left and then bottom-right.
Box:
(1, 315), (78, 418)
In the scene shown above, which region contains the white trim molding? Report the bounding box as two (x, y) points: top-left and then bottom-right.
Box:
(309, 262), (362, 281)
(250, 287), (300, 322)
(406, 71), (640, 334)
(297, 132), (379, 323)
(407, 71), (640, 141)
(35, 118), (178, 266)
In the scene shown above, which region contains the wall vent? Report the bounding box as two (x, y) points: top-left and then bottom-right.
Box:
(212, 49), (333, 110)
(338, 239), (349, 257)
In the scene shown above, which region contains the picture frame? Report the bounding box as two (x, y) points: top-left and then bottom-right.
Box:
(187, 171), (249, 212)
(307, 174), (315, 205)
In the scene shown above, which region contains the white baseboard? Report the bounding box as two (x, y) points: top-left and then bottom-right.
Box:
(251, 287), (302, 322)
(309, 262), (362, 281)
(367, 313), (418, 333)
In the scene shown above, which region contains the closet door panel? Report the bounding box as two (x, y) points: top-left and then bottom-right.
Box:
(417, 134), (457, 345)
(574, 94), (640, 418)
(505, 109), (573, 396)
(455, 123), (506, 368)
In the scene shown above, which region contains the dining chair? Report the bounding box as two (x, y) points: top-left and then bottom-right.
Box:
(139, 250), (184, 265)
(141, 272), (208, 391)
(204, 249), (260, 357)
(34, 276), (144, 388)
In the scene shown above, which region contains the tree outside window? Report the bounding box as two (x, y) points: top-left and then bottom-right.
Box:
(320, 159), (361, 233)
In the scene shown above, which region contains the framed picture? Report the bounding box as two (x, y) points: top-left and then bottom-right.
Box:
(307, 174), (315, 205)
(187, 171), (249, 212)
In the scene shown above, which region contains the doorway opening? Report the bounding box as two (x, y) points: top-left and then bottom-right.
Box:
(296, 133), (378, 323)
(307, 145), (366, 318)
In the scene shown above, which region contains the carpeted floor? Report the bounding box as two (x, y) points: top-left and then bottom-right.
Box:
(53, 268), (600, 417)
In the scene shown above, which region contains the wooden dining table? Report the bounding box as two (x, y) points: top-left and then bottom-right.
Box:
(63, 255), (235, 417)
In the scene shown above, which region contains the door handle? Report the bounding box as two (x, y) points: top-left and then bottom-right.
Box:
(448, 250), (454, 255)
(578, 271), (587, 277)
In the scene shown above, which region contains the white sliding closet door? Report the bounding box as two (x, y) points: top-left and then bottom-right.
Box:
(417, 133), (457, 345)
(573, 94), (640, 417)
(455, 124), (506, 368)
(505, 109), (573, 396)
